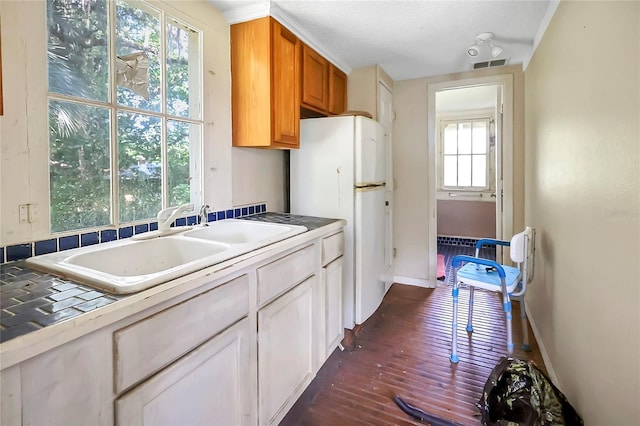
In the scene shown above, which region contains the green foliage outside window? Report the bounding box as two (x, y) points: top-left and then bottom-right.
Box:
(47, 0), (200, 233)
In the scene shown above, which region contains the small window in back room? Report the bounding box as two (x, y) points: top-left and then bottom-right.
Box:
(47, 0), (203, 233)
(440, 118), (491, 191)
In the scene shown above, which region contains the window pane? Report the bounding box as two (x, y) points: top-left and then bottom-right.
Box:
(443, 124), (457, 154)
(47, 0), (109, 102)
(118, 112), (162, 222)
(458, 155), (471, 186)
(472, 155), (487, 187)
(167, 21), (199, 118)
(116, 0), (161, 112)
(458, 123), (471, 154)
(472, 122), (487, 154)
(443, 155), (457, 186)
(49, 100), (112, 232)
(168, 121), (201, 206)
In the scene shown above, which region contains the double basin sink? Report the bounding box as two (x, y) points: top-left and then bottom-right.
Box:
(25, 220), (307, 294)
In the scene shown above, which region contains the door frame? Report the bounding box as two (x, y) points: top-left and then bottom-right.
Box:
(427, 74), (514, 284)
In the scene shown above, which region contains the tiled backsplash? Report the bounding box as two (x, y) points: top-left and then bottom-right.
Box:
(0, 204), (267, 264)
(437, 235), (480, 247)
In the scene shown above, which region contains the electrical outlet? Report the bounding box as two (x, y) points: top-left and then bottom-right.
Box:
(28, 204), (39, 223)
(19, 204), (29, 224)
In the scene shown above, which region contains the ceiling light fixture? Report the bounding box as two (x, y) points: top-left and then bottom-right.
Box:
(467, 32), (504, 59)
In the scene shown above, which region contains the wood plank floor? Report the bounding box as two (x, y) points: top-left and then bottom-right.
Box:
(281, 283), (546, 426)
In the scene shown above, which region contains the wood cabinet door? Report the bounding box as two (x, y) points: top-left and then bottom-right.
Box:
(323, 256), (343, 357)
(328, 65), (347, 115)
(301, 44), (329, 112)
(271, 19), (300, 148)
(258, 276), (315, 425)
(116, 318), (254, 426)
(231, 17), (271, 147)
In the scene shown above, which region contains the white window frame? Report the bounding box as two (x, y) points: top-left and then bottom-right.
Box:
(437, 109), (495, 194)
(46, 0), (204, 234)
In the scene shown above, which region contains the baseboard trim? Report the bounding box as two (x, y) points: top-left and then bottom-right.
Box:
(393, 276), (435, 288)
(524, 299), (560, 386)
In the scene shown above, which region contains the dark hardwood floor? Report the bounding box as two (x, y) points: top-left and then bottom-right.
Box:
(281, 282), (546, 425)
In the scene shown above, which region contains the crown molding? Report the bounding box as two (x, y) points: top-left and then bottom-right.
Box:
(269, 3), (351, 74)
(221, 1), (270, 25)
(218, 1), (351, 75)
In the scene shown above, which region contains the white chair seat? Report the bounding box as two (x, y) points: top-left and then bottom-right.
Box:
(457, 263), (522, 293)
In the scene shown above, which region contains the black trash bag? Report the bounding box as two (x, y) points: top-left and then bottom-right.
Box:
(477, 357), (583, 426)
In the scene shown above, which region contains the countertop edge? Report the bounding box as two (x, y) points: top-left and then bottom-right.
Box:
(0, 219), (345, 370)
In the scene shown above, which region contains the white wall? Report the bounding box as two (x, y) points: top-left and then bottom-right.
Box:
(524, 1), (639, 423)
(0, 0), (285, 247)
(393, 65), (524, 285)
(232, 147), (285, 211)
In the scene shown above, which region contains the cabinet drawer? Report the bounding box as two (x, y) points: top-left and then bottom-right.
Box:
(257, 244), (315, 306)
(114, 275), (250, 393)
(321, 231), (344, 266)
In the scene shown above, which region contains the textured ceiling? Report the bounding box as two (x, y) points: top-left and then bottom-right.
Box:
(211, 0), (552, 81)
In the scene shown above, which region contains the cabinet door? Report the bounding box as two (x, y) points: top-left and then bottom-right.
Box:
(301, 44), (329, 112)
(116, 318), (254, 426)
(271, 19), (300, 148)
(258, 276), (315, 425)
(328, 65), (347, 115)
(324, 256), (343, 357)
(231, 17), (271, 147)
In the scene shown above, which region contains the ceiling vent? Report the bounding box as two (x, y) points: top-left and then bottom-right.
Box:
(472, 58), (510, 70)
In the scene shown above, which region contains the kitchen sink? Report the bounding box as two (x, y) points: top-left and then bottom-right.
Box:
(26, 236), (231, 294)
(25, 219), (308, 294)
(182, 219), (307, 245)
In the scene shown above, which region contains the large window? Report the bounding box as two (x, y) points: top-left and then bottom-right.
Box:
(47, 0), (202, 233)
(440, 118), (492, 190)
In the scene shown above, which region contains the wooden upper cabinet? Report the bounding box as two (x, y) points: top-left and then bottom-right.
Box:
(271, 21), (301, 147)
(328, 65), (347, 115)
(301, 45), (329, 113)
(231, 17), (301, 149)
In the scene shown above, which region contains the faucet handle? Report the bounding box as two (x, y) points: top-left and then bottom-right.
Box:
(157, 203), (194, 222)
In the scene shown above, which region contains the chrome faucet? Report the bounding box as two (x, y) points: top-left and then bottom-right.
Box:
(157, 204), (194, 233)
(199, 204), (210, 226)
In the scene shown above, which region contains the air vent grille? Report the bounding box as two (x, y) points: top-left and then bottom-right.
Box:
(472, 58), (509, 70)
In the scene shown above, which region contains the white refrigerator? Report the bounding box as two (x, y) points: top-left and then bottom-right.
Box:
(290, 115), (388, 329)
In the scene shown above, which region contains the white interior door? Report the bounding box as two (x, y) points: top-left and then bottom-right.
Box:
(494, 85), (504, 262)
(378, 82), (394, 289)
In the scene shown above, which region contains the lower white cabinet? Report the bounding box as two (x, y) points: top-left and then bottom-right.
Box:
(116, 318), (253, 426)
(1, 222), (346, 426)
(258, 276), (316, 426)
(324, 256), (343, 355)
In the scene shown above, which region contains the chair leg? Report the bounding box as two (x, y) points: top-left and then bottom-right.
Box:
(502, 292), (514, 354)
(450, 282), (460, 363)
(466, 287), (474, 332)
(519, 295), (531, 351)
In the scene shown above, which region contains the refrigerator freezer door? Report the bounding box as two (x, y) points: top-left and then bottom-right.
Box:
(354, 185), (386, 324)
(355, 117), (386, 186)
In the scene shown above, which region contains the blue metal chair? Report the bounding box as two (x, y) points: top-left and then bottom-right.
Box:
(449, 227), (536, 363)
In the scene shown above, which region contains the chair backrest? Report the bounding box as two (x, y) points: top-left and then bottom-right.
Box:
(509, 227), (536, 284)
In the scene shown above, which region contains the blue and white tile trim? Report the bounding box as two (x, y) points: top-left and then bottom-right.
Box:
(437, 235), (480, 247)
(0, 203), (267, 264)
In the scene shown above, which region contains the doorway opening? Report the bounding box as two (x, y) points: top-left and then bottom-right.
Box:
(427, 75), (514, 285)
